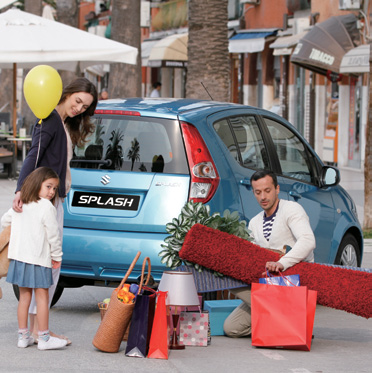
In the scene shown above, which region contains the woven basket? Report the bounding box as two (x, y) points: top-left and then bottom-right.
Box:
(92, 252), (151, 352)
(98, 302), (130, 341)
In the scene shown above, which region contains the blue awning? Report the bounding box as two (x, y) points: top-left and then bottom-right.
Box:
(229, 30), (278, 53)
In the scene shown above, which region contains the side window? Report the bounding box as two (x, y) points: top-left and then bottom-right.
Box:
(264, 118), (313, 183)
(214, 116), (269, 169)
(213, 119), (239, 162)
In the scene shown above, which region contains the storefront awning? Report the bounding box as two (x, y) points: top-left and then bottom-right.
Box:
(148, 33), (188, 68)
(269, 31), (308, 56)
(340, 44), (370, 74)
(229, 29), (278, 54)
(142, 39), (161, 67)
(290, 14), (361, 75)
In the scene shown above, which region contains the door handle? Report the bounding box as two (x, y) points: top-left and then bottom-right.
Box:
(240, 179), (251, 187)
(289, 190), (301, 199)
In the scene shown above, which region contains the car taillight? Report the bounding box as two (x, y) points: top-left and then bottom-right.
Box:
(180, 121), (219, 203)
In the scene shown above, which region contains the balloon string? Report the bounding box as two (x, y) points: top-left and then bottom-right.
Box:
(35, 120), (42, 169)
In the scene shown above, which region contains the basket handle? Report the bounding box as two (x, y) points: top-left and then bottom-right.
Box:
(137, 256), (151, 294)
(118, 251), (141, 289)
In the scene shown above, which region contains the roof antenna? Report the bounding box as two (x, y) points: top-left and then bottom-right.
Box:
(200, 82), (214, 100)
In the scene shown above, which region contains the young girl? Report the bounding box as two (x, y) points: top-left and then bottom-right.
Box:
(12, 77), (98, 343)
(1, 167), (67, 350)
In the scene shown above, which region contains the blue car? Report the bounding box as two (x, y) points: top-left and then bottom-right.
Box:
(54, 98), (362, 305)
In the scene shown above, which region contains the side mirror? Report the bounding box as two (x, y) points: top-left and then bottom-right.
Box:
(321, 166), (340, 187)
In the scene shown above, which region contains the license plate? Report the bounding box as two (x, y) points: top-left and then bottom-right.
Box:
(72, 191), (140, 211)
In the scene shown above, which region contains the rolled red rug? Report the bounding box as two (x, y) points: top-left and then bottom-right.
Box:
(179, 224), (372, 319)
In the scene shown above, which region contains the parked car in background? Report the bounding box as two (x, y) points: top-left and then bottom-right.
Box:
(51, 98), (362, 305)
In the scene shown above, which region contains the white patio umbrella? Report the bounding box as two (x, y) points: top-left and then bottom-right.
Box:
(0, 8), (138, 134)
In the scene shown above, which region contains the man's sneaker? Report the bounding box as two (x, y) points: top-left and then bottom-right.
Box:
(18, 334), (35, 348)
(37, 336), (67, 350)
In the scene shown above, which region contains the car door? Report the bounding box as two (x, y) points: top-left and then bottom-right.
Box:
(261, 116), (336, 263)
(212, 113), (289, 222)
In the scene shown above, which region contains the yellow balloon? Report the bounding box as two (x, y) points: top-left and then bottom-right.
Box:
(23, 65), (63, 120)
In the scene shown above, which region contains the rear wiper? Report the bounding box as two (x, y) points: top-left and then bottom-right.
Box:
(70, 159), (112, 167)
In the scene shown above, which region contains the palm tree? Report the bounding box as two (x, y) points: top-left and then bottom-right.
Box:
(56, 0), (79, 85)
(105, 129), (124, 169)
(109, 0), (141, 97)
(364, 48), (372, 229)
(127, 138), (140, 171)
(186, 0), (230, 102)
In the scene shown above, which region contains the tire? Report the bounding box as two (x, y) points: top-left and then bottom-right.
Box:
(12, 284), (64, 308)
(334, 234), (361, 267)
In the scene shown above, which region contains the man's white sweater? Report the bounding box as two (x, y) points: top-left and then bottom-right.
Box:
(248, 199), (315, 271)
(1, 198), (62, 268)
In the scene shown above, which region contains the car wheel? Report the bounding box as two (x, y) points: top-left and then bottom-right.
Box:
(12, 284), (64, 307)
(334, 234), (361, 267)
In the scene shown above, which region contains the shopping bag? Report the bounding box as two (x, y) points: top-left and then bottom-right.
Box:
(125, 257), (156, 358)
(0, 225), (11, 278)
(93, 252), (146, 353)
(259, 270), (300, 287)
(147, 291), (169, 359)
(251, 282), (317, 351)
(179, 311), (210, 347)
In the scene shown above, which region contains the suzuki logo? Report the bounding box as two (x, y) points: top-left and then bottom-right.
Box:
(101, 175), (111, 185)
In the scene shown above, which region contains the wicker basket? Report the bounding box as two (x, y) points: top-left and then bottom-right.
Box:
(92, 252), (150, 352)
(98, 302), (130, 341)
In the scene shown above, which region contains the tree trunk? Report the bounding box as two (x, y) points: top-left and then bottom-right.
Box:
(109, 0), (141, 98)
(21, 0), (44, 130)
(186, 0), (230, 102)
(56, 0), (80, 86)
(25, 0), (42, 16)
(364, 44), (372, 229)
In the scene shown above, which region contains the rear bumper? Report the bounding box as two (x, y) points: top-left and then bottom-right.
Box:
(61, 227), (168, 284)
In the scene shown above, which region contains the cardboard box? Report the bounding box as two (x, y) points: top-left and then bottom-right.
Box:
(204, 299), (243, 336)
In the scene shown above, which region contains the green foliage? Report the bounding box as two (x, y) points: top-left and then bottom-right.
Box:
(159, 201), (252, 274)
(363, 229), (372, 239)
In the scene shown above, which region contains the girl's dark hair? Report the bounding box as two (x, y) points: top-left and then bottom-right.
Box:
(21, 167), (60, 205)
(59, 77), (98, 147)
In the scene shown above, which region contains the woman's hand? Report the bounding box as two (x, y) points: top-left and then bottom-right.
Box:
(52, 260), (61, 269)
(12, 191), (23, 212)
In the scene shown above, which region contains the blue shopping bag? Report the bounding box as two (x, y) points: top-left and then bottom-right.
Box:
(259, 270), (300, 287)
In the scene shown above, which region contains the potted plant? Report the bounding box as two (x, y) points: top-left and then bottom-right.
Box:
(159, 201), (252, 276)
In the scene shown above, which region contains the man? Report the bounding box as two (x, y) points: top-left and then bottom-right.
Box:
(150, 82), (162, 98)
(223, 169), (316, 337)
(99, 89), (108, 100)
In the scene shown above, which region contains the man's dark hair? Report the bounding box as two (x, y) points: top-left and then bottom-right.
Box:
(152, 82), (162, 89)
(250, 170), (278, 188)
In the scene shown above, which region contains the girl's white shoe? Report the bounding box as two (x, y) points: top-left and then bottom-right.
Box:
(37, 336), (67, 350)
(18, 335), (35, 348)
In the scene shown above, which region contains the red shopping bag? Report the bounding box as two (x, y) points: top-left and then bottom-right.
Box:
(147, 291), (169, 359)
(251, 282), (317, 351)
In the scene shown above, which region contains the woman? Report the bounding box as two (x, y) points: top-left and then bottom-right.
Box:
(12, 77), (98, 344)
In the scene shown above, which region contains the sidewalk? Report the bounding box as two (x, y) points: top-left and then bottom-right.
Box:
(338, 166), (364, 226)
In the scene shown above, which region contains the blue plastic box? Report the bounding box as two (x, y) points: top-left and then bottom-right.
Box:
(204, 299), (243, 336)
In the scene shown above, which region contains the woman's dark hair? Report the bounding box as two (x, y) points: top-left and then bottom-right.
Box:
(21, 167), (60, 205)
(59, 77), (98, 147)
(250, 170), (278, 188)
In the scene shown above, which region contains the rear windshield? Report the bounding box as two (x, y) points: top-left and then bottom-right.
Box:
(71, 115), (189, 174)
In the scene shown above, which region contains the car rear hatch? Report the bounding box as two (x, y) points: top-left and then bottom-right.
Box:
(64, 111), (190, 231)
(62, 111), (190, 282)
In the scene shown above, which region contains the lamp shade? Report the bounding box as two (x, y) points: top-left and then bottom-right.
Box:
(158, 271), (200, 307)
